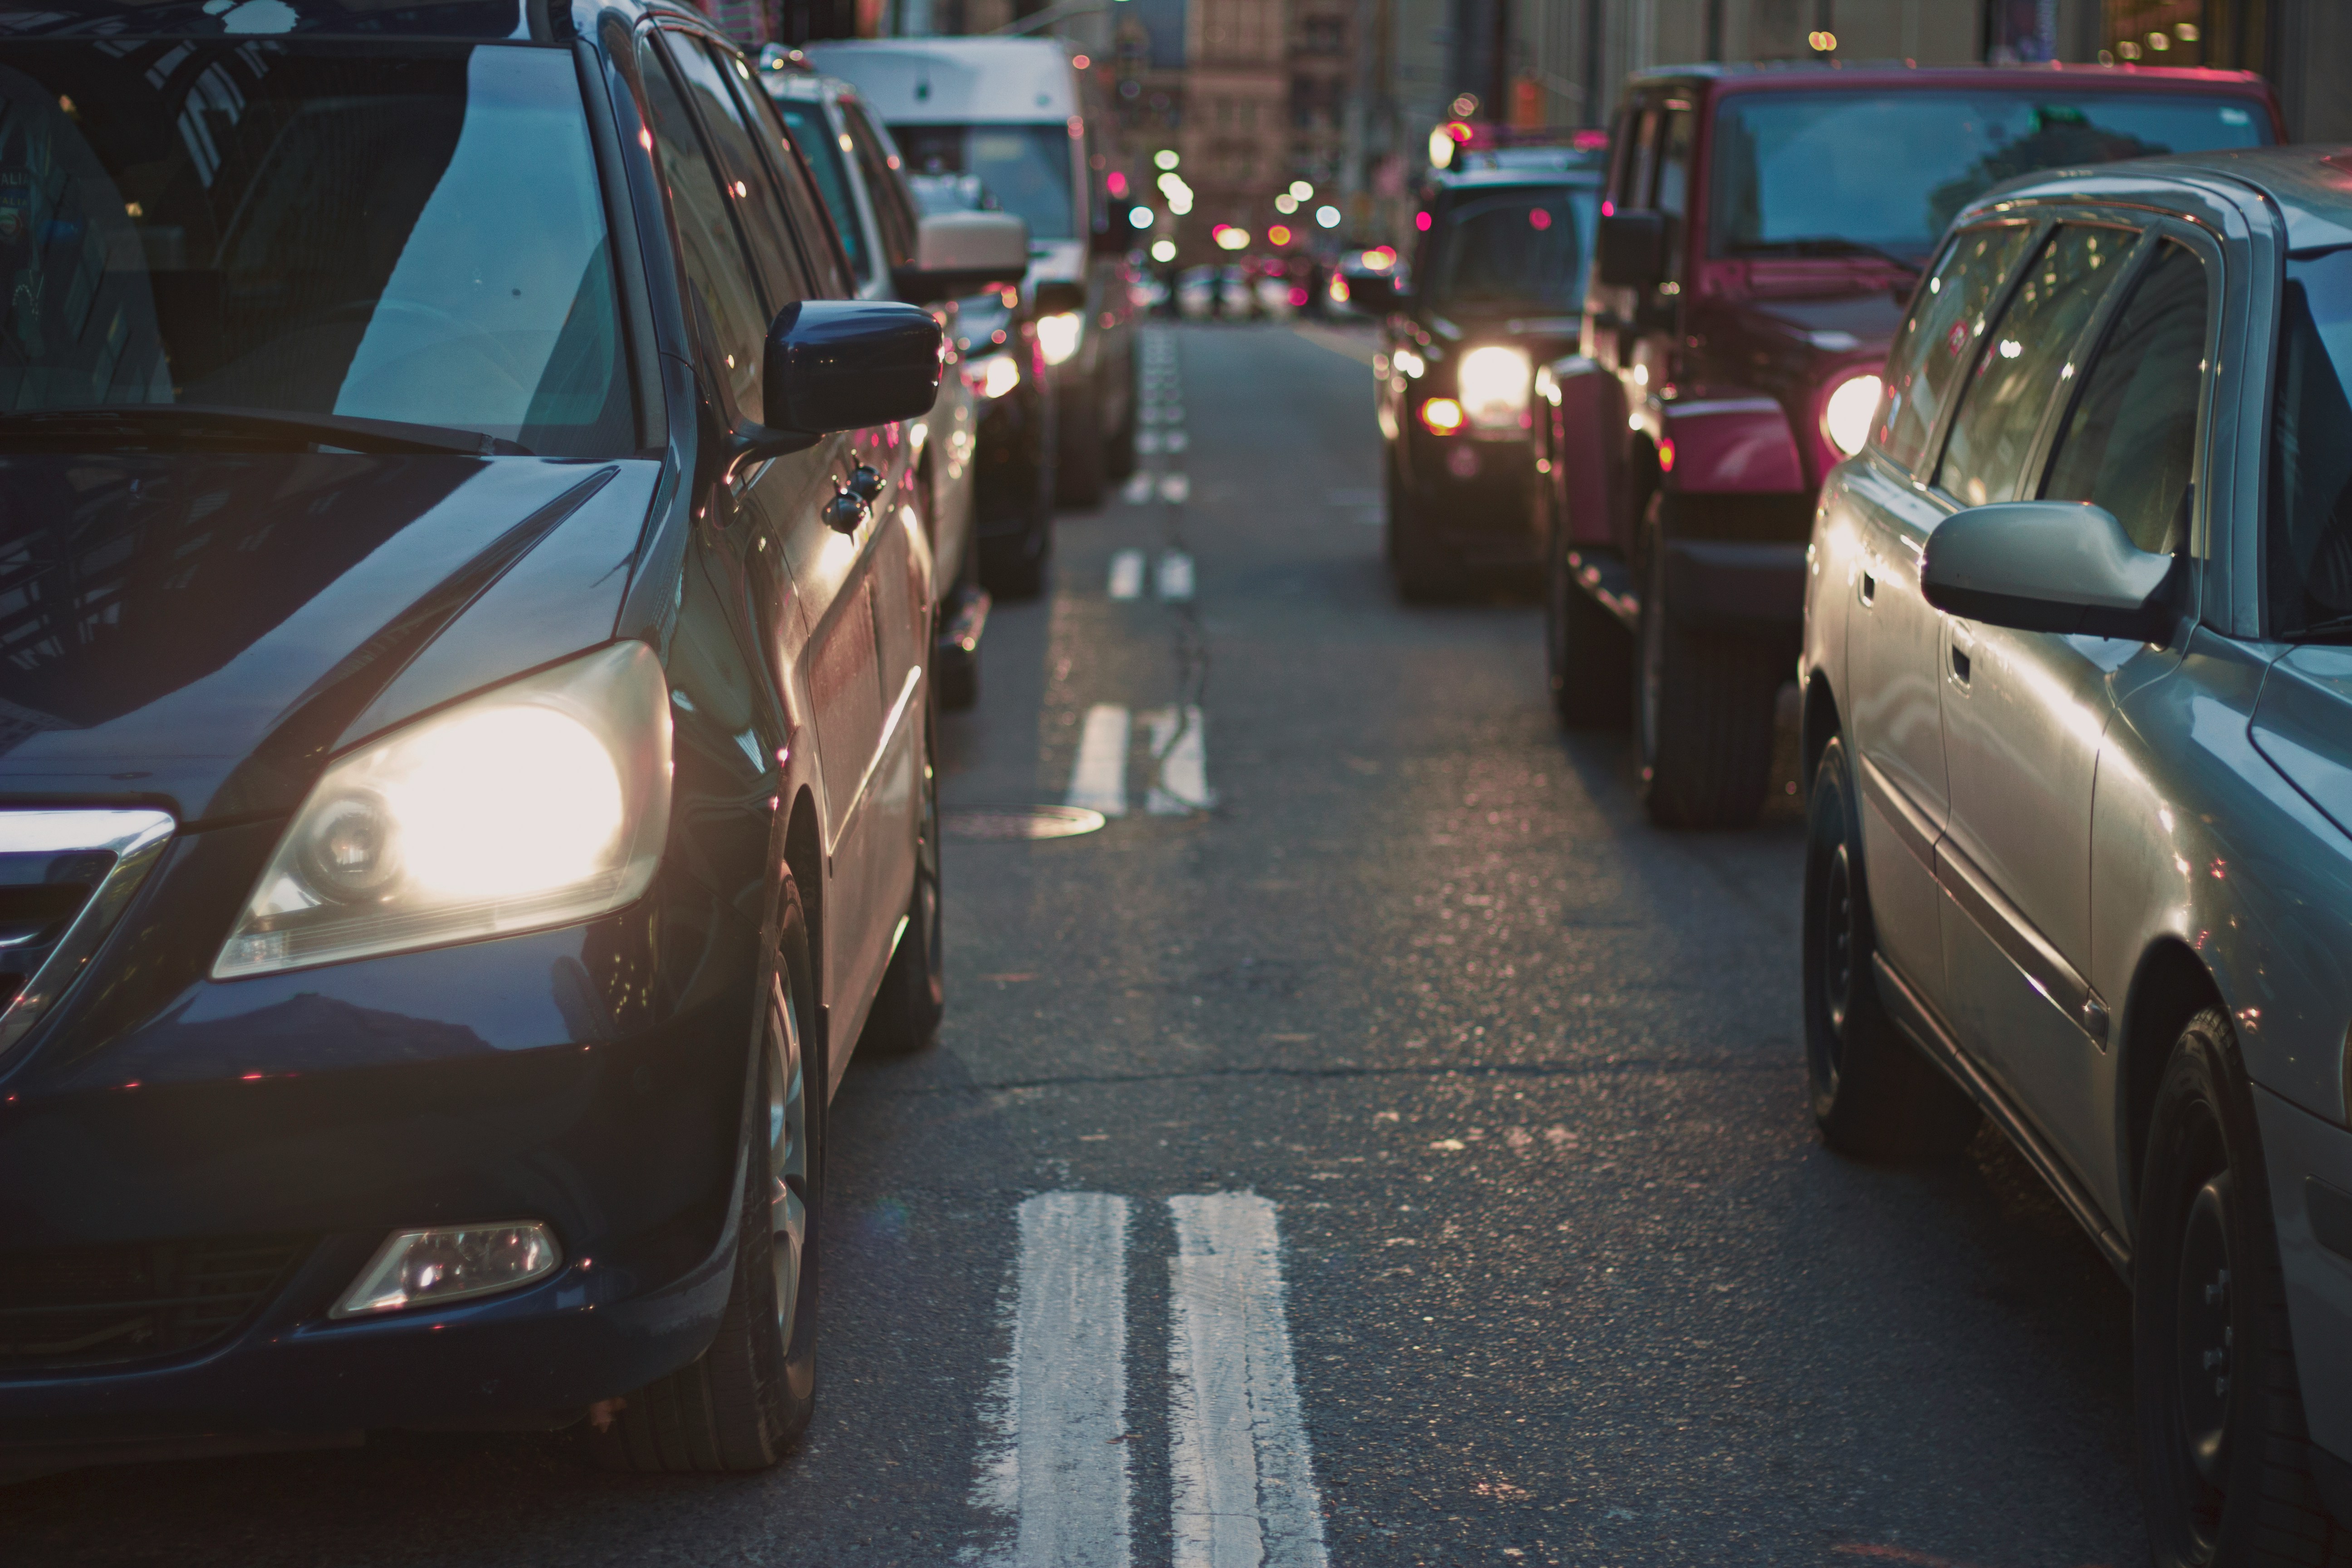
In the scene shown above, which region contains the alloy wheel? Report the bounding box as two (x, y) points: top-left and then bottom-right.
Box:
(766, 970), (810, 1353)
(2175, 1159), (2236, 1505)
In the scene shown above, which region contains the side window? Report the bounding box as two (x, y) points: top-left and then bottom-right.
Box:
(664, 34), (812, 307)
(843, 102), (920, 273)
(719, 50), (857, 300)
(777, 97), (874, 285)
(1604, 107), (1637, 206)
(2043, 240), (2210, 555)
(1876, 223), (2032, 471)
(1626, 107), (1661, 210)
(1936, 225), (2131, 507)
(637, 37), (767, 419)
(1654, 105), (1692, 281)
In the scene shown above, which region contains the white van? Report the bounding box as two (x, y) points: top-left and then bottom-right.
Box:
(805, 36), (1138, 509)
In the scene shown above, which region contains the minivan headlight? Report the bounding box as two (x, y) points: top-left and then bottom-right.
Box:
(213, 642), (672, 980)
(1458, 345), (1532, 431)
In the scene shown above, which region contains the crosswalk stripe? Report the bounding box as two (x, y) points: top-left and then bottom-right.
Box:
(1168, 1194), (1329, 1568)
(1067, 704), (1131, 817)
(1159, 474), (1190, 503)
(1108, 549), (1146, 598)
(1121, 471), (1156, 502)
(970, 1194), (1134, 1568)
(1144, 706), (1214, 815)
(1155, 550), (1194, 603)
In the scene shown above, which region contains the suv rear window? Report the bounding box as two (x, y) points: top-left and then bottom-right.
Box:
(1420, 187), (1596, 315)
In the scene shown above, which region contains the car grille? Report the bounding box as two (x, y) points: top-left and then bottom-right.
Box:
(0, 1236), (313, 1371)
(0, 810), (176, 1062)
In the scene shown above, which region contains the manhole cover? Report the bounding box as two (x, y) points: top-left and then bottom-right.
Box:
(944, 806), (1106, 842)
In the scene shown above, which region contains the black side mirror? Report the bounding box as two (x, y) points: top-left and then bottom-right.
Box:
(1595, 211), (1666, 290)
(1920, 500), (2177, 641)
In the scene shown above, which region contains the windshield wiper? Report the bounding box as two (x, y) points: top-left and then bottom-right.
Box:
(1729, 237), (1924, 274)
(2287, 612), (2352, 643)
(0, 406), (530, 457)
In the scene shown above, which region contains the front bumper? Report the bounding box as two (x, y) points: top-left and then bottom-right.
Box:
(0, 817), (760, 1450)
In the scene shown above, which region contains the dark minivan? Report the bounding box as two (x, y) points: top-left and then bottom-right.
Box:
(0, 0), (969, 1477)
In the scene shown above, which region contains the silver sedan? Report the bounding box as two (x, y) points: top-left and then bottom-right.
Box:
(1800, 146), (2352, 1562)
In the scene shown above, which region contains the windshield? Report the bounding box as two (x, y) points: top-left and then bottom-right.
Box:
(2268, 249), (2352, 632)
(0, 43), (632, 457)
(1423, 186), (1596, 315)
(889, 122), (1072, 240)
(775, 98), (872, 280)
(1710, 90), (2268, 261)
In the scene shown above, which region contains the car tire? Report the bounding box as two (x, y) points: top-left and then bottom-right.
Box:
(861, 701), (945, 1056)
(590, 880), (823, 1471)
(1057, 383), (1107, 509)
(1634, 504), (1778, 827)
(1387, 448), (1466, 603)
(1802, 735), (1979, 1159)
(1546, 534), (1631, 730)
(2136, 1008), (2352, 1567)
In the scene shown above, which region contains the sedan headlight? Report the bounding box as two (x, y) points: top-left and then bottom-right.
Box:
(1458, 345), (1532, 432)
(213, 642), (672, 980)
(972, 352), (1021, 400)
(1822, 371), (1883, 457)
(1036, 310), (1083, 365)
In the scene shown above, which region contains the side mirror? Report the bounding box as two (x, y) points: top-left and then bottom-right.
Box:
(894, 212), (1030, 304)
(1345, 269), (1403, 314)
(730, 301), (940, 469)
(1919, 501), (2176, 641)
(1595, 211), (1666, 290)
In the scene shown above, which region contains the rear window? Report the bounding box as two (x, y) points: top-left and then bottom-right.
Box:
(891, 122), (1073, 240)
(1421, 186), (1596, 315)
(777, 98), (873, 281)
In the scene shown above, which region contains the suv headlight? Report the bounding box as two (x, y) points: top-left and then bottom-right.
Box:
(1822, 371), (1883, 457)
(1458, 345), (1532, 432)
(213, 642), (672, 980)
(1036, 310), (1083, 365)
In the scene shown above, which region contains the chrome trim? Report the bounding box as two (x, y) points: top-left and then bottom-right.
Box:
(0, 809), (176, 1060)
(1932, 834), (2104, 1046)
(1856, 752), (1937, 874)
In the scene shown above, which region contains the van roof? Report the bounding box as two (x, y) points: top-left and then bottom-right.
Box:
(804, 37), (1077, 124)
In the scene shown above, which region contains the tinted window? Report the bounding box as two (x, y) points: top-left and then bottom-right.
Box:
(894, 123), (1074, 240)
(0, 42), (632, 456)
(1875, 225), (2032, 471)
(1655, 106), (1692, 282)
(1936, 225), (2130, 507)
(778, 98), (873, 282)
(638, 39), (769, 420)
(663, 34), (811, 308)
(2267, 250), (2352, 627)
(1711, 92), (2266, 261)
(843, 103), (921, 270)
(722, 54), (855, 300)
(1422, 188), (1595, 315)
(2044, 241), (2209, 555)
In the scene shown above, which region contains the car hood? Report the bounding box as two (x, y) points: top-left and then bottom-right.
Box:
(0, 454), (660, 824)
(1729, 291), (1907, 353)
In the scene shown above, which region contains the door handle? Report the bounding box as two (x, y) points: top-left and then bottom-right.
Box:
(1950, 644), (1971, 686)
(846, 464), (885, 504)
(1859, 567), (1877, 606)
(822, 489), (868, 534)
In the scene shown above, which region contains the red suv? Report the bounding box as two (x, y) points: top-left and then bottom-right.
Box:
(1536, 64), (2280, 826)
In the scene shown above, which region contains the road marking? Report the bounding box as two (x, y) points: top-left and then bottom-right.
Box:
(1159, 473), (1190, 503)
(1324, 488), (1382, 506)
(1067, 705), (1131, 817)
(1138, 432), (1165, 455)
(1168, 1193), (1328, 1568)
(1144, 706), (1214, 815)
(1142, 406), (1183, 426)
(1121, 471), (1156, 503)
(969, 1193), (1134, 1568)
(1290, 323), (1379, 366)
(1108, 549), (1146, 598)
(1156, 550), (1195, 603)
(1164, 431), (1190, 452)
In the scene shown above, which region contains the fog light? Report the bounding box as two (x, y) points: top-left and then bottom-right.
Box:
(331, 1221), (561, 1318)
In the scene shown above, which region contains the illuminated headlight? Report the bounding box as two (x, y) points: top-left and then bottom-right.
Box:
(1036, 310), (1083, 365)
(975, 352), (1022, 400)
(1458, 345), (1533, 432)
(1822, 372), (1883, 457)
(213, 642), (671, 979)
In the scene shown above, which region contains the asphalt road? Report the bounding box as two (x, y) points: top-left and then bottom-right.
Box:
(17, 323), (2141, 1568)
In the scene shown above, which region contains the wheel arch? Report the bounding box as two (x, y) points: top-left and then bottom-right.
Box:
(1801, 671), (1840, 793)
(2118, 936), (2229, 1220)
(784, 784), (824, 1015)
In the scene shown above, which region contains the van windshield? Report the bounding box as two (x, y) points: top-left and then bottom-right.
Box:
(889, 122), (1072, 240)
(1710, 90), (2268, 262)
(0, 42), (634, 457)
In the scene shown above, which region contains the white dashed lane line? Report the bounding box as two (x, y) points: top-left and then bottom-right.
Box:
(1154, 550), (1194, 603)
(1108, 549), (1146, 599)
(1158, 473), (1190, 503)
(1120, 473), (1156, 505)
(1066, 704), (1132, 818)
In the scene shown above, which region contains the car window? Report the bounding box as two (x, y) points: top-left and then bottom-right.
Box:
(638, 37), (769, 420)
(1421, 187), (1594, 315)
(661, 34), (812, 309)
(720, 51), (857, 300)
(2269, 248), (2352, 629)
(1935, 225), (2131, 508)
(843, 102), (921, 271)
(778, 98), (875, 284)
(1655, 105), (1692, 281)
(1875, 224), (2032, 472)
(1626, 106), (1661, 210)
(2043, 240), (2209, 556)
(892, 123), (1074, 240)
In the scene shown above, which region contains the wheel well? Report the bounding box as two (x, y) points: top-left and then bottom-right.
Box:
(1800, 672), (1839, 790)
(2118, 938), (2225, 1211)
(784, 787), (823, 1004)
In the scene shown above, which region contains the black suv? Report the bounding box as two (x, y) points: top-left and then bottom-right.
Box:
(1351, 137), (1602, 599)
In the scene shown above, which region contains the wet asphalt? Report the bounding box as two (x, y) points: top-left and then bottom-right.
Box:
(15, 323), (2141, 1568)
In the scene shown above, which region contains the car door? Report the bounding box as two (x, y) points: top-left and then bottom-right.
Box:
(1843, 222), (2033, 998)
(1937, 231), (2213, 1179)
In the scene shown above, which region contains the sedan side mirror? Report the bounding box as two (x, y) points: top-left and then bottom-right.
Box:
(895, 212), (1030, 304)
(729, 300), (942, 470)
(1920, 500), (2177, 641)
(1595, 211), (1665, 290)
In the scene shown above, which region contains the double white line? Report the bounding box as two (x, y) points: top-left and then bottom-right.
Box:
(968, 1192), (1328, 1568)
